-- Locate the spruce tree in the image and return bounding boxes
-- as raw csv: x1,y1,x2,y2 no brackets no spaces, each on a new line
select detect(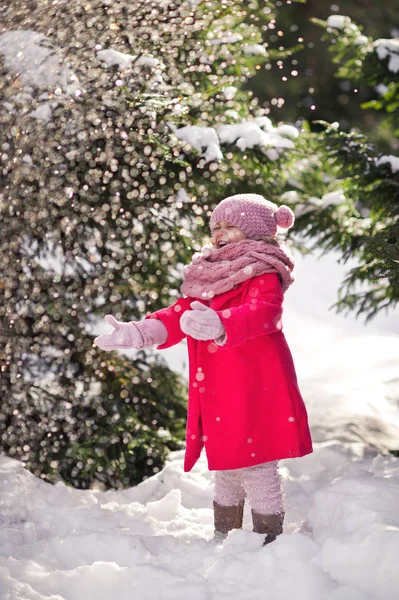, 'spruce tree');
285,15,398,320
0,0,301,488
